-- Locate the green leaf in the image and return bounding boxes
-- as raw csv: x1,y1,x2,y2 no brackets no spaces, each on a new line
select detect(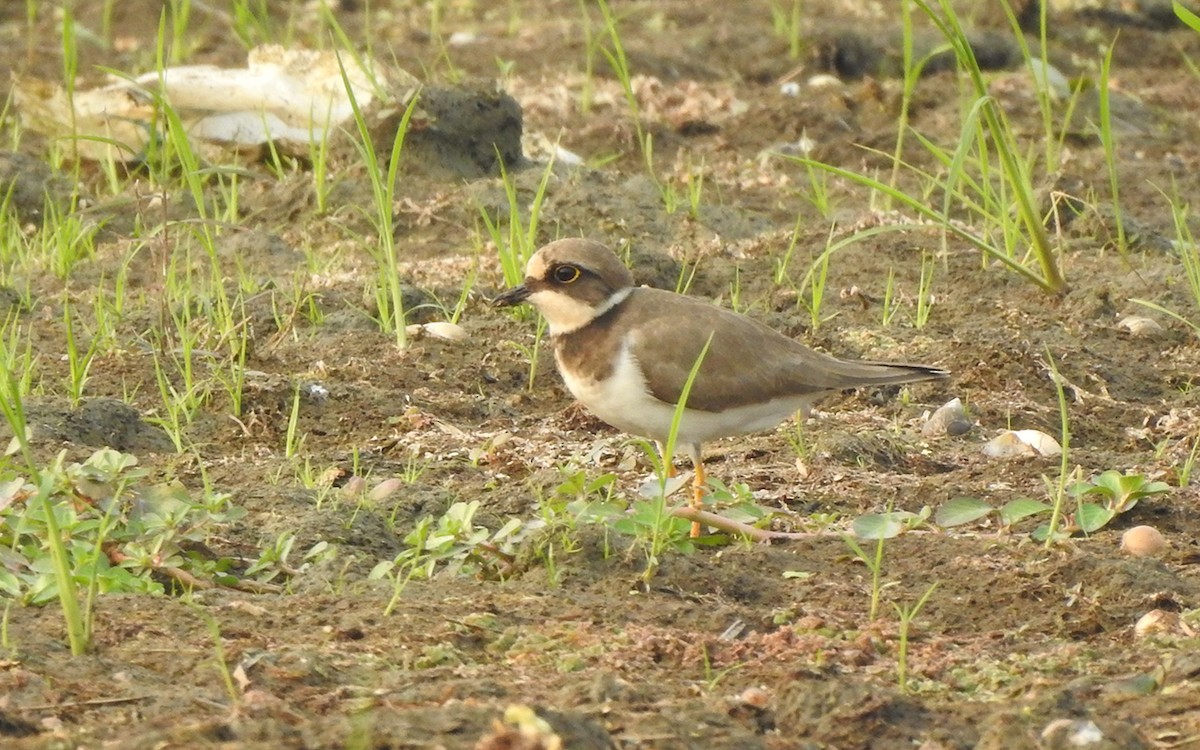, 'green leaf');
1031,522,1070,543
466,528,490,546
1092,469,1126,497
852,512,912,540
724,502,770,524
611,518,638,536
493,518,523,540
998,498,1051,526
0,570,21,597
445,501,479,526
1068,479,1105,497
1176,1,1200,33
1137,481,1171,497
934,497,993,527
1075,503,1116,534
84,448,139,476
424,533,456,550
636,474,689,499
368,560,395,580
